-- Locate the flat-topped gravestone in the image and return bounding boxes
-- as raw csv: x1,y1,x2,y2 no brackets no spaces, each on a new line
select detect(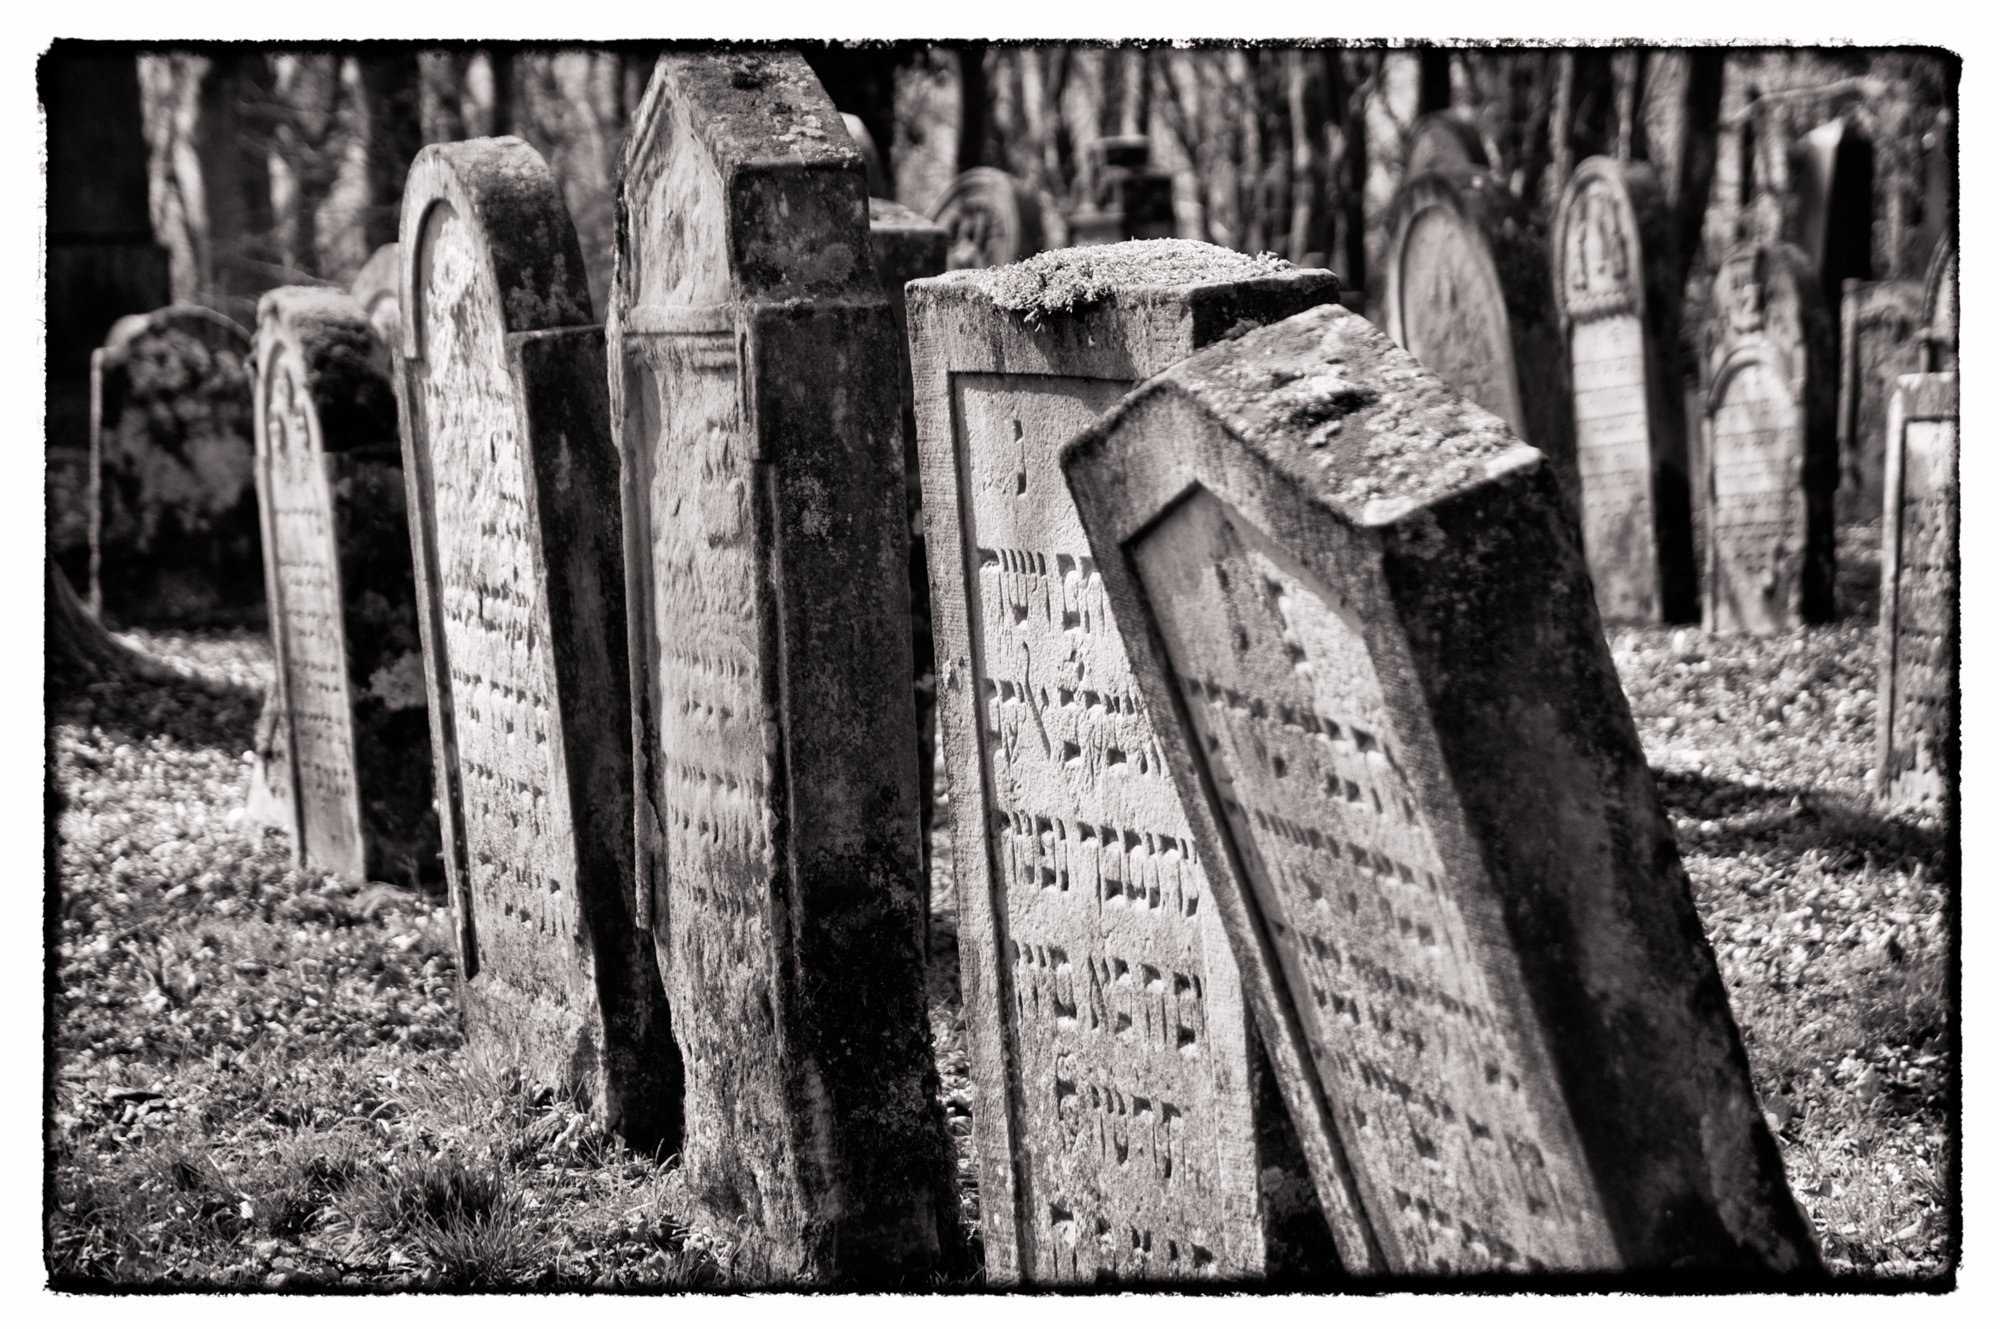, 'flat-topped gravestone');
1405,112,1489,175
90,306,263,627
252,287,436,882
909,240,1343,1284
1062,301,1822,1277
397,137,679,1151
930,166,1052,271
350,243,403,358
607,53,955,1284
1876,372,1957,816
1702,243,1838,634
1921,238,1956,373
1553,157,1697,623
1835,279,1924,525
1385,165,1576,510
